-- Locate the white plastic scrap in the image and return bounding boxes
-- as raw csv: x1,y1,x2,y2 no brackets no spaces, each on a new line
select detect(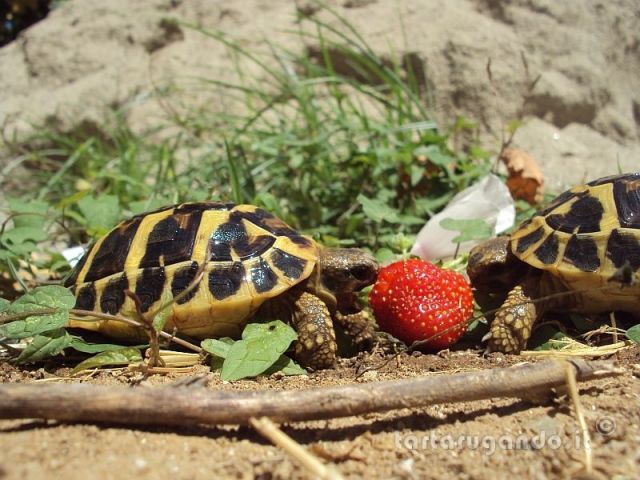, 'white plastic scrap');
62,245,87,268
411,174,515,260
